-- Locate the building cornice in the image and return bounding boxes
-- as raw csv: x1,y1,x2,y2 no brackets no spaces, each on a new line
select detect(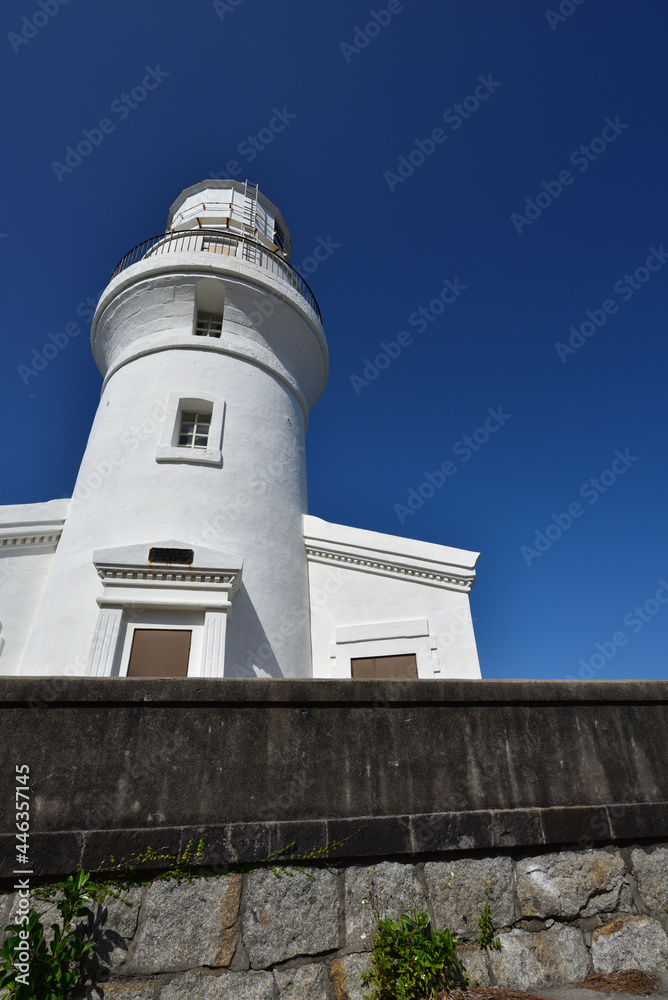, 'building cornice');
0,522,65,552
95,564,242,596
304,540,476,593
